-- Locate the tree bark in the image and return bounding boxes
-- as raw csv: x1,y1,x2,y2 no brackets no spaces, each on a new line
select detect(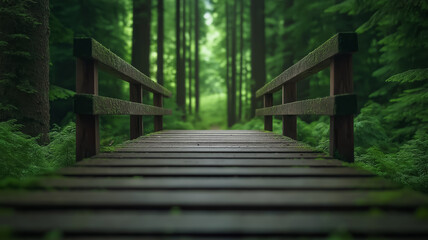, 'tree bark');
132,0,151,77
225,1,232,127
156,0,164,86
188,0,192,114
238,0,244,122
194,0,200,114
176,0,182,109
230,0,237,127
0,0,50,144
250,0,266,118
